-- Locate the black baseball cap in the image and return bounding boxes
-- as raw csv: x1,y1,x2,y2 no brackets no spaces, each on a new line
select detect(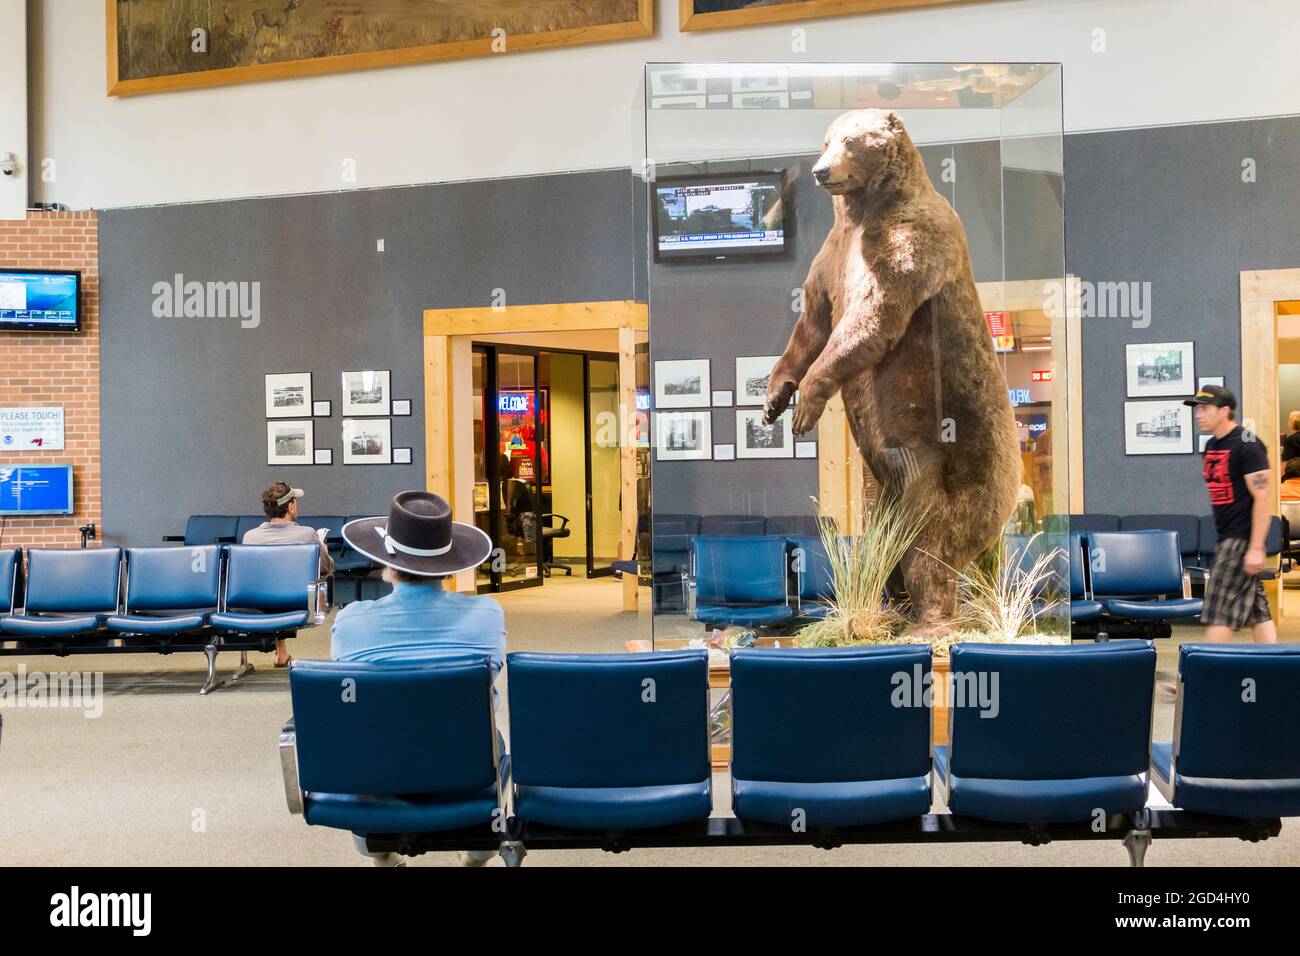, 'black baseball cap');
1183,384,1236,410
